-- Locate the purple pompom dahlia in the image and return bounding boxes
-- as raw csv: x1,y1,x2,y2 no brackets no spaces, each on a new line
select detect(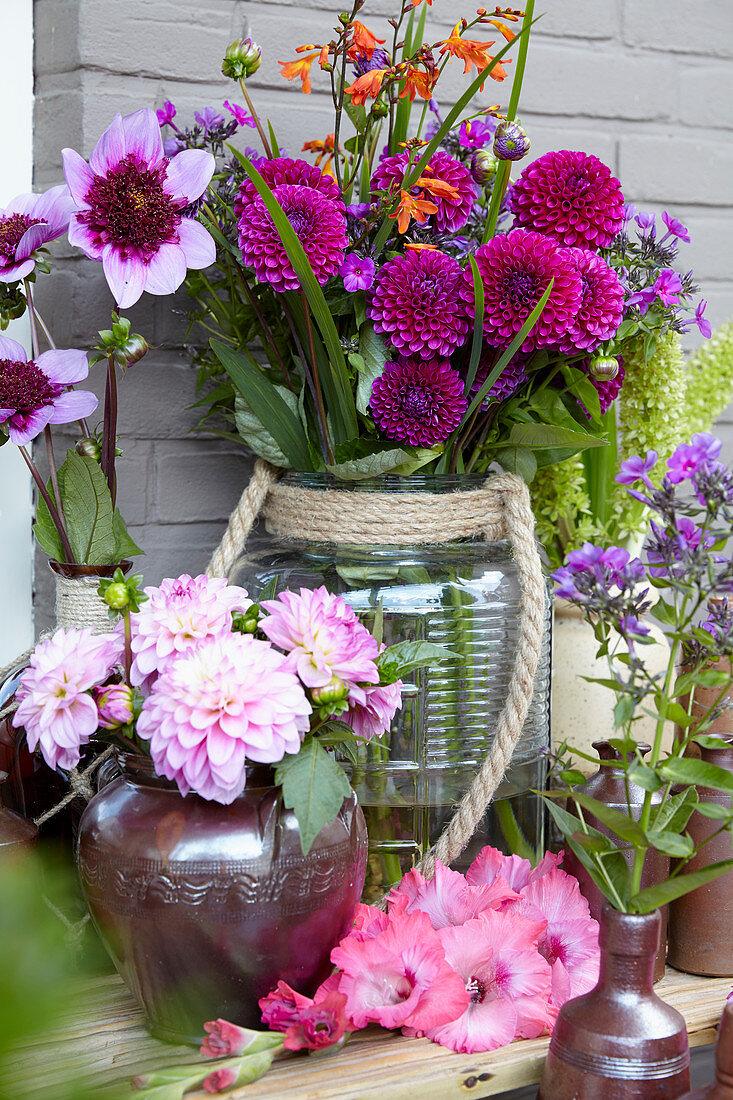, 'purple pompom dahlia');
471,349,529,408
555,247,625,353
460,229,583,352
509,150,625,250
368,250,470,360
371,151,477,234
370,359,467,447
235,156,342,211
